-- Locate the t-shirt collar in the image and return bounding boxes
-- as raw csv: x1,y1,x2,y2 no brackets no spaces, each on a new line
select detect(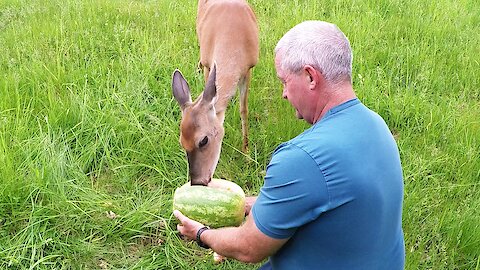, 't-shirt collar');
320,98,360,122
